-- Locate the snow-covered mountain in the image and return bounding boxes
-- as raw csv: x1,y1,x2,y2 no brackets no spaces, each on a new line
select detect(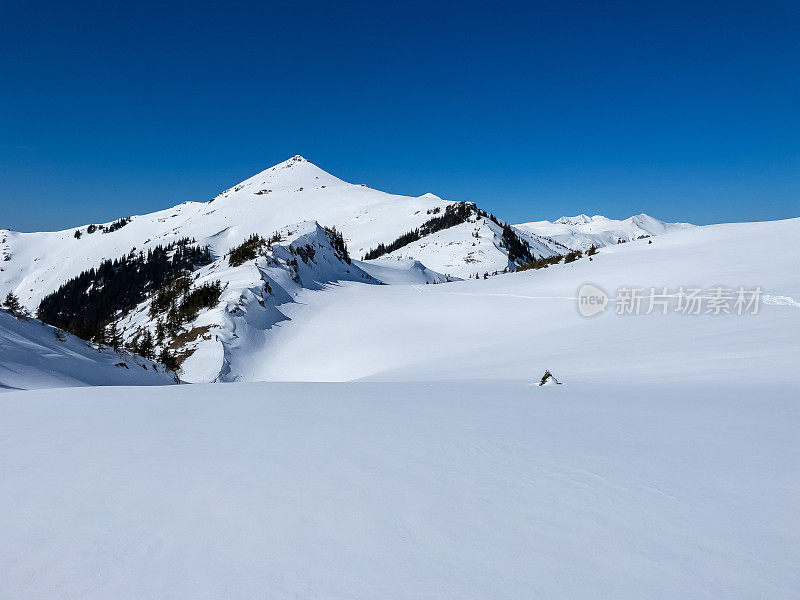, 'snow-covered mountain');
0,155,592,310
0,155,695,383
1,156,459,309
515,213,694,250
0,309,175,391
0,156,689,308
